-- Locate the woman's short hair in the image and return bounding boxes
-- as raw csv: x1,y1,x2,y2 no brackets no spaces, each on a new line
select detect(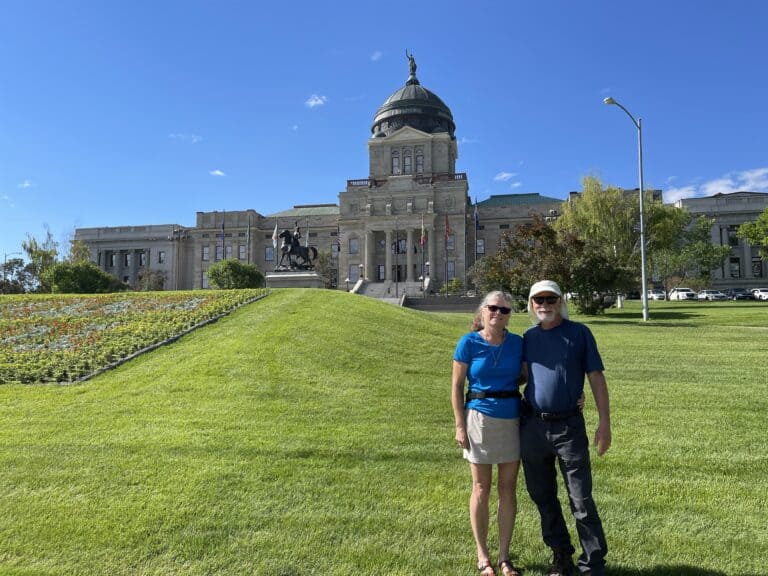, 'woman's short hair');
471,290,513,331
